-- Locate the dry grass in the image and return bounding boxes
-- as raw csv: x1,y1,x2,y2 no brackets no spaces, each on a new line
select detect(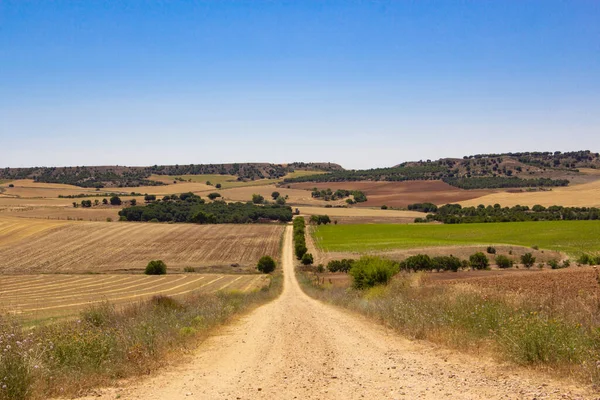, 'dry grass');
0,274,268,321
0,217,284,274
298,205,424,218
214,185,342,206
460,178,600,208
